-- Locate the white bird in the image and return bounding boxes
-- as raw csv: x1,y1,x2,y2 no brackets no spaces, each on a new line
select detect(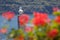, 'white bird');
18,7,23,14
